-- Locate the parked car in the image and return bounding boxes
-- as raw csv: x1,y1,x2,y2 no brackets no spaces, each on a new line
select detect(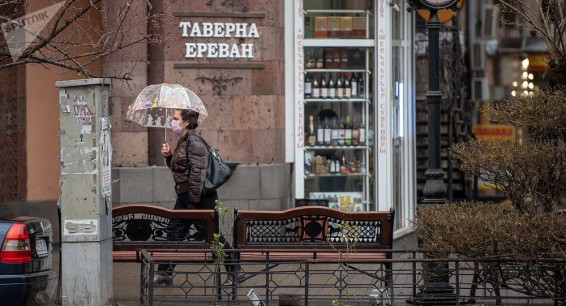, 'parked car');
0,217,57,306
